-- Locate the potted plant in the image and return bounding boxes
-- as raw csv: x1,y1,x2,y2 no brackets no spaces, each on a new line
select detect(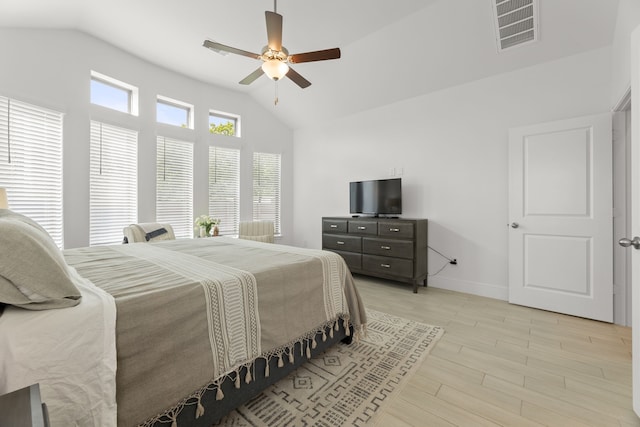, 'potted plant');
194,215,220,237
